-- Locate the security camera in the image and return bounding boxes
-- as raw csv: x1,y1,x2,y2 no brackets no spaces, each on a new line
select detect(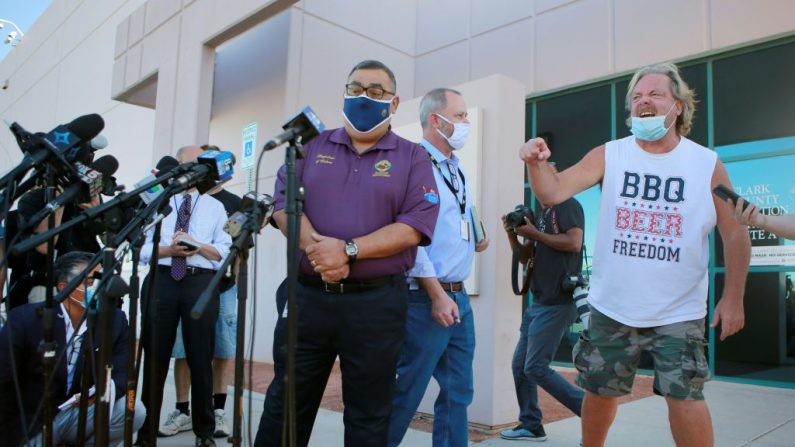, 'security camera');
0,23,4,30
